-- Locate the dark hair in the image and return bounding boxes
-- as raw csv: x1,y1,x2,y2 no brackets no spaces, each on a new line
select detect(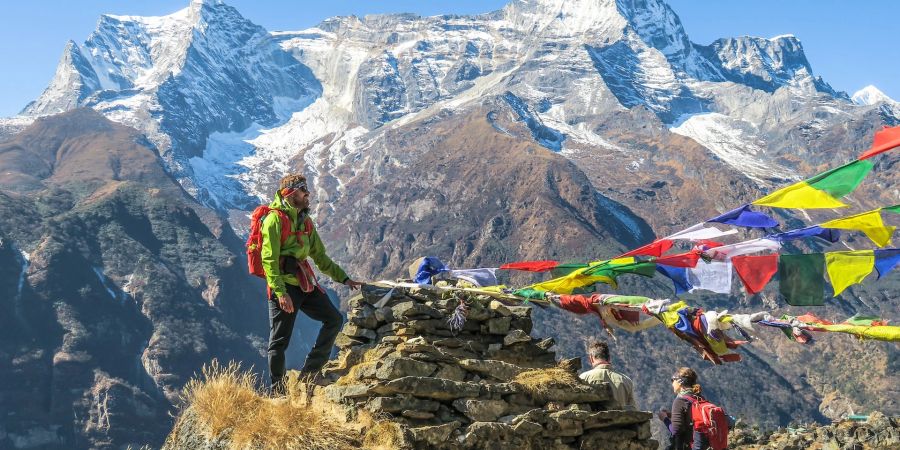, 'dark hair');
279,174,307,191
674,367,701,395
587,340,610,362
